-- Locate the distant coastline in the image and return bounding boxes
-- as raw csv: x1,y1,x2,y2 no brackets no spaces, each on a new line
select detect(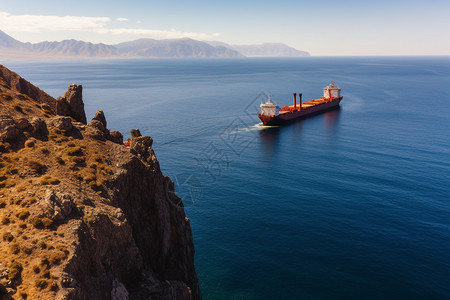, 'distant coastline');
0,30,310,60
